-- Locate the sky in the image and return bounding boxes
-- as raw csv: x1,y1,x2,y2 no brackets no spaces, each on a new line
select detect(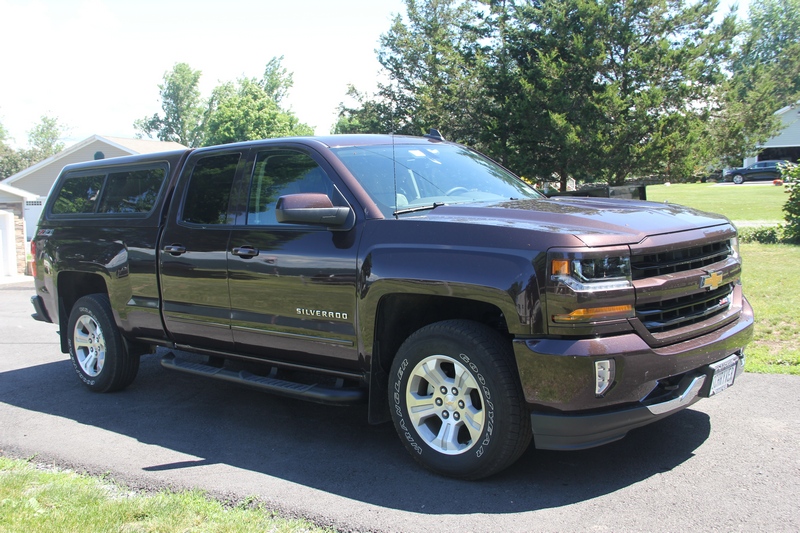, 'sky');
0,0,747,150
